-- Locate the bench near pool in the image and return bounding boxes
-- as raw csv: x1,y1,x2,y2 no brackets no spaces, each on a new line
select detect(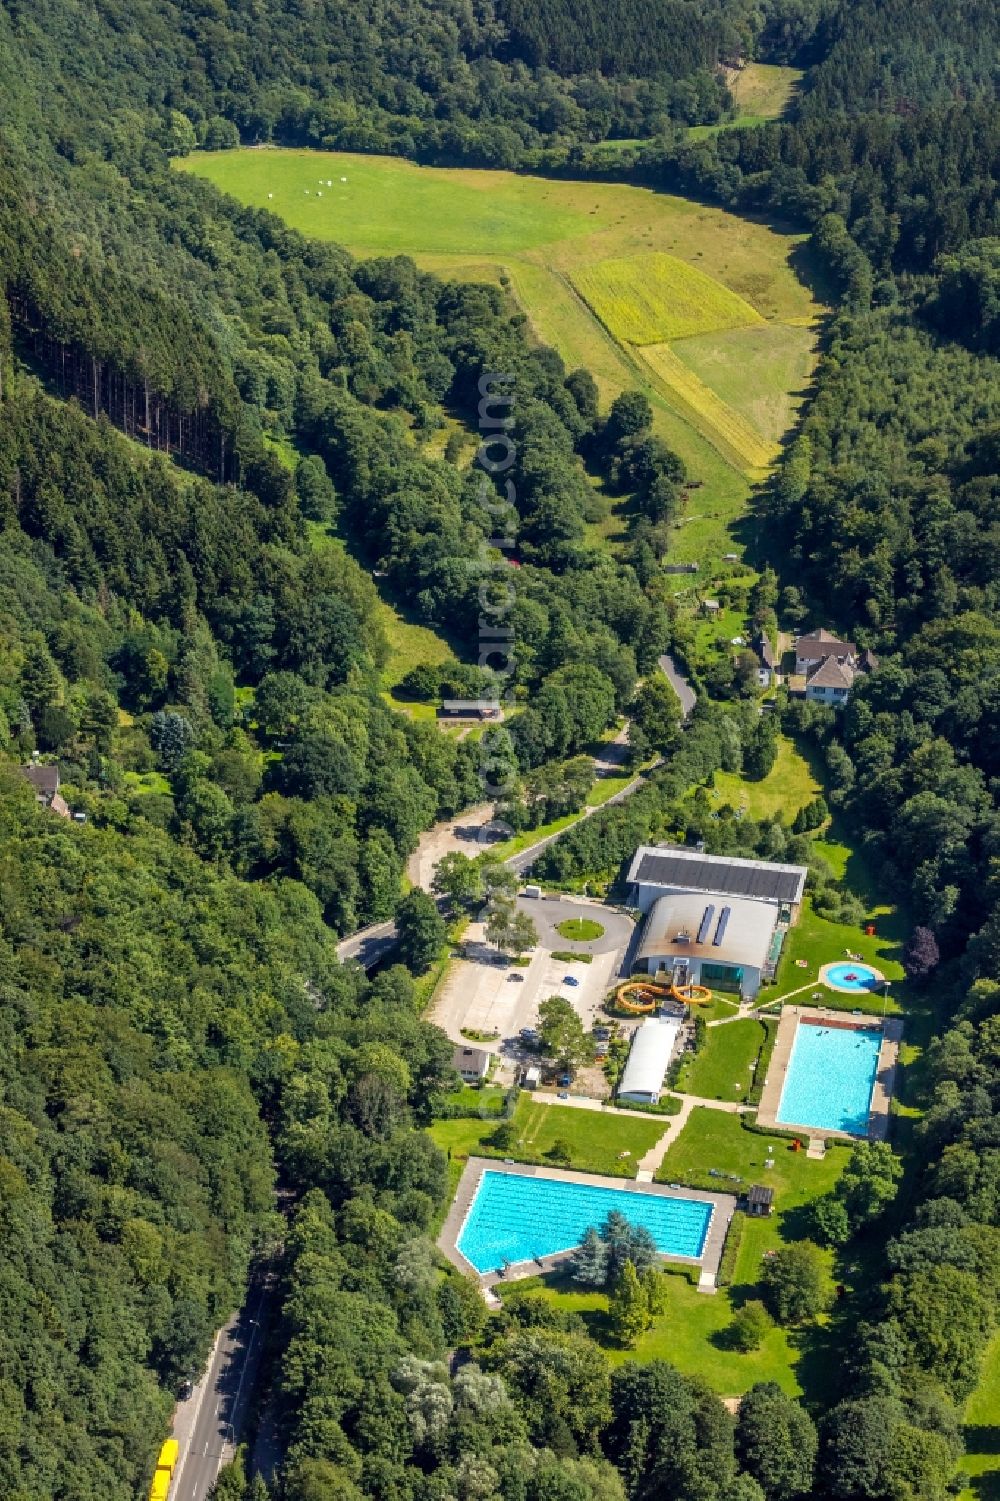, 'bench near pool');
438,1159,736,1291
